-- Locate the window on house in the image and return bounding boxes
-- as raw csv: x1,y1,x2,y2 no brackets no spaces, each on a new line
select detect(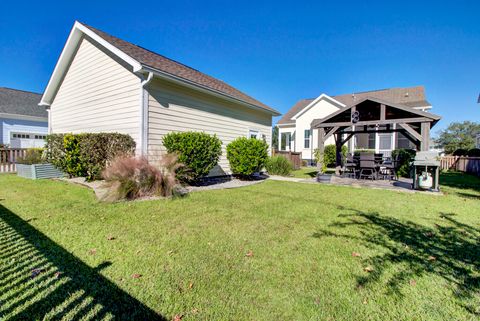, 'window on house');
12,133,31,139
249,130,259,139
304,129,311,148
281,132,291,151
368,133,376,149
379,134,392,150
397,132,413,149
